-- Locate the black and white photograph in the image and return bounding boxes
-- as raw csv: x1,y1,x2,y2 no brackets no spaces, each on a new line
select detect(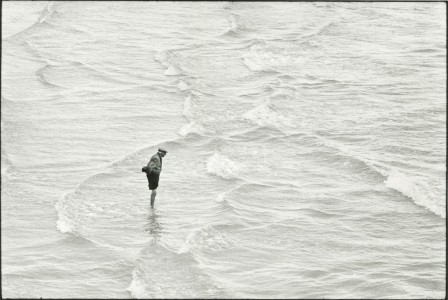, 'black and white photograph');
1,1,446,298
